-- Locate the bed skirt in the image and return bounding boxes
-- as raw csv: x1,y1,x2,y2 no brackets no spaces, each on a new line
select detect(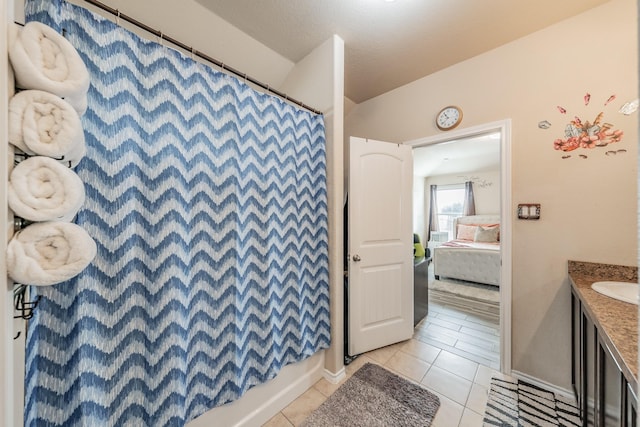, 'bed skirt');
433,246,500,287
